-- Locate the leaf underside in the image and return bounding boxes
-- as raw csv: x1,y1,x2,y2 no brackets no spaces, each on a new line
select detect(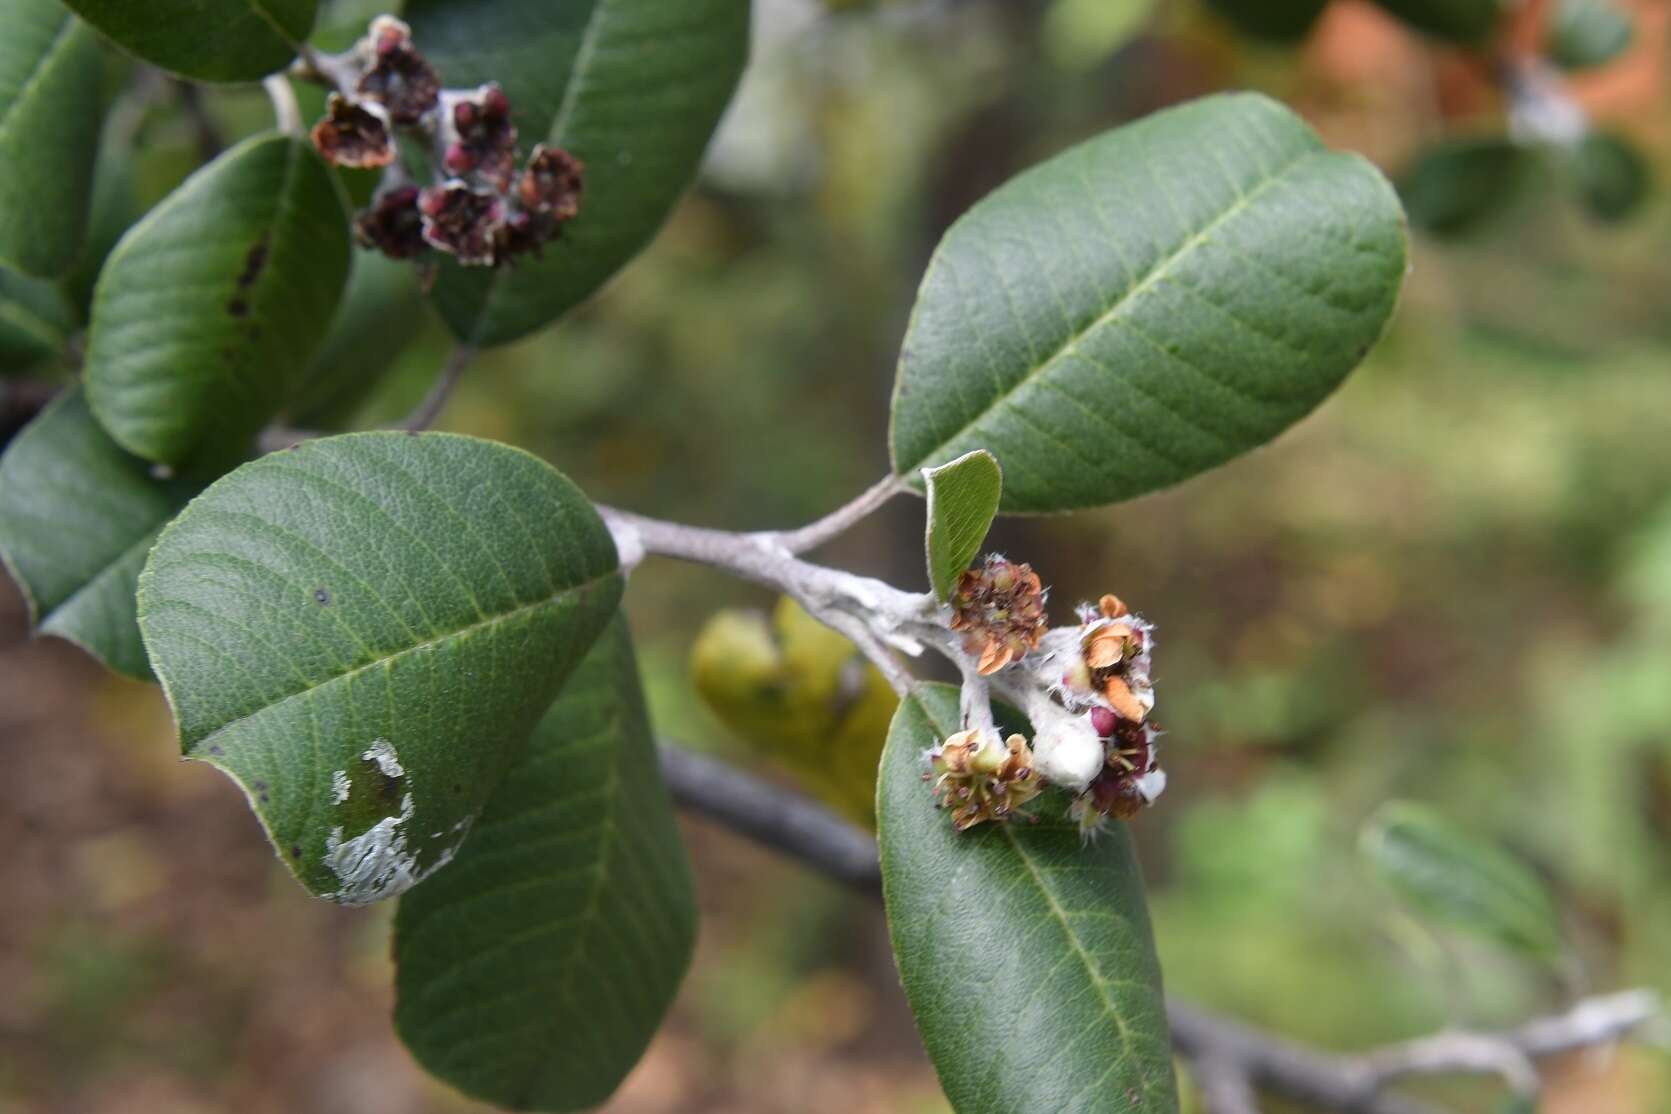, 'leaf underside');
407,0,751,347
889,92,1407,513
878,684,1178,1113
395,617,695,1113
137,432,623,904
